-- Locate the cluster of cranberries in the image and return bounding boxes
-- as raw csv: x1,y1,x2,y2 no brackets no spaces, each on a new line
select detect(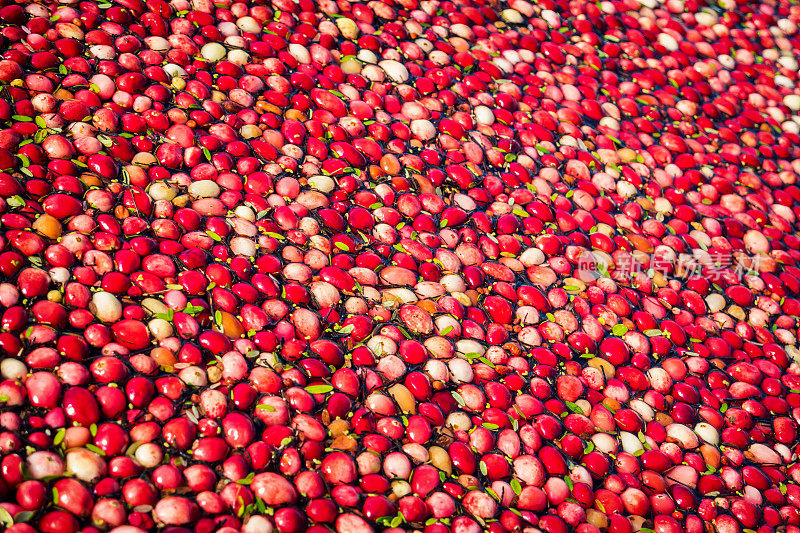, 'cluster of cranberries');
1,0,800,532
